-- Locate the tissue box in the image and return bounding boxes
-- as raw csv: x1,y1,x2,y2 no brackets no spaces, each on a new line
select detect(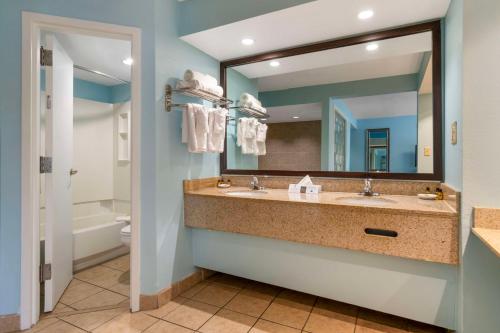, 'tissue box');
288,184,322,194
